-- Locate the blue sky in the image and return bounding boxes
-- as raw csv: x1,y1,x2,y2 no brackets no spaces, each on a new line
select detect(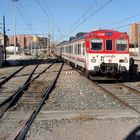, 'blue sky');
0,0,140,41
